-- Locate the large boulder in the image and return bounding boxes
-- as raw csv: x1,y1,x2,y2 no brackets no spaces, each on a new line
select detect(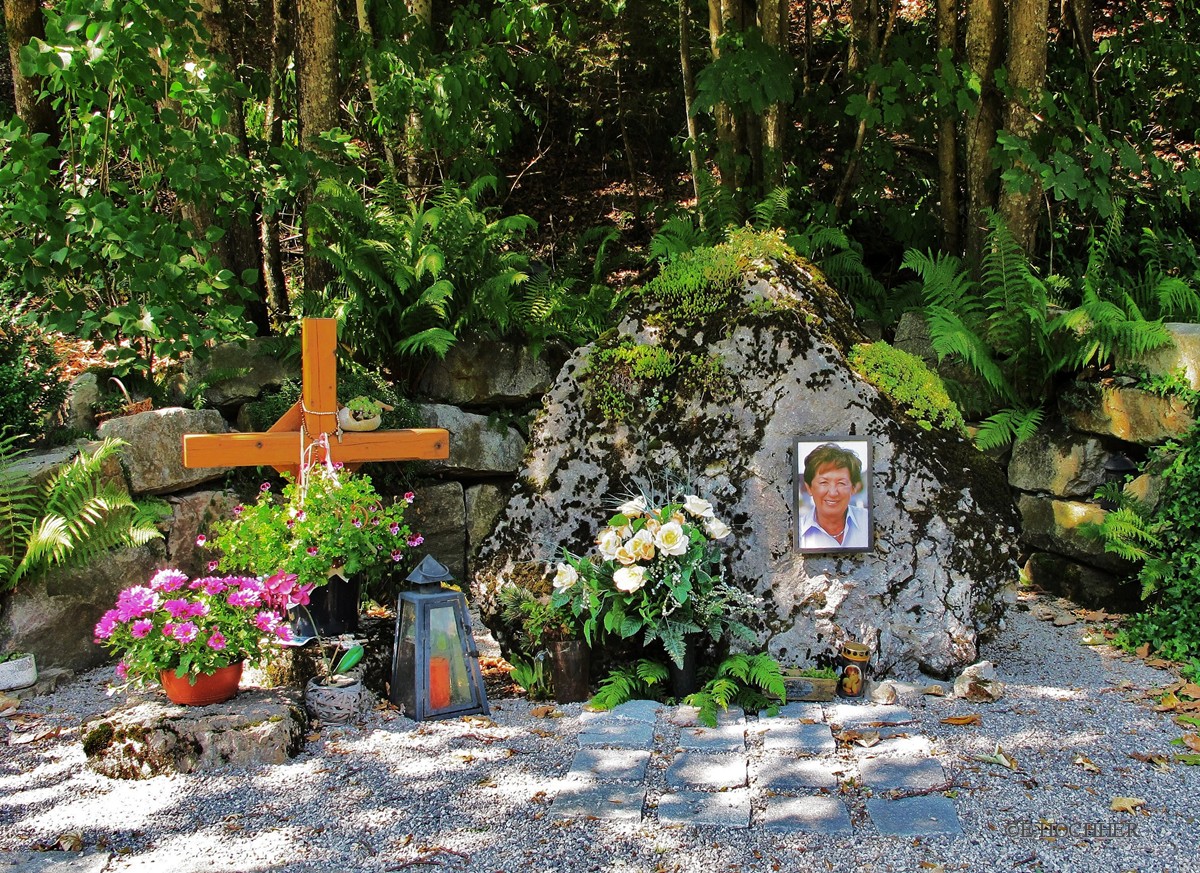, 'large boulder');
415,337,558,407
1126,322,1200,390
415,404,526,475
1007,426,1109,499
408,481,467,582
97,407,232,494
1061,383,1194,445
1015,494,1132,574
181,338,300,408
475,250,1020,677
